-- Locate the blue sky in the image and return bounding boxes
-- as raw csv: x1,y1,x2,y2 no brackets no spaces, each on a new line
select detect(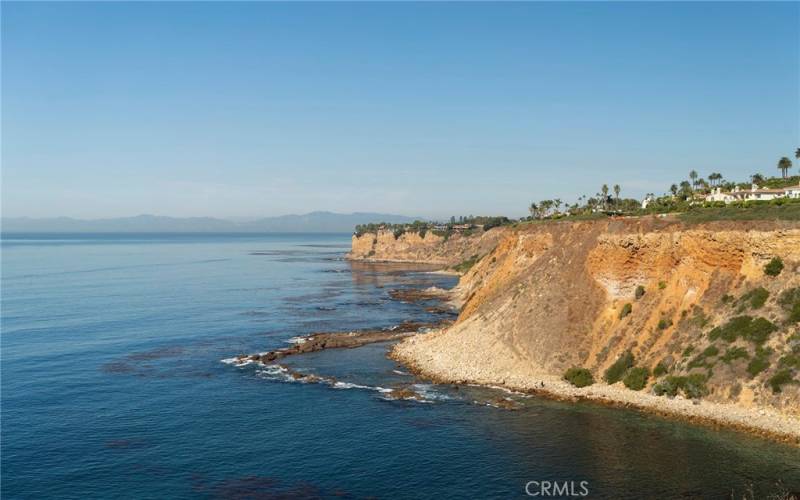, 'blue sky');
2,2,798,219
